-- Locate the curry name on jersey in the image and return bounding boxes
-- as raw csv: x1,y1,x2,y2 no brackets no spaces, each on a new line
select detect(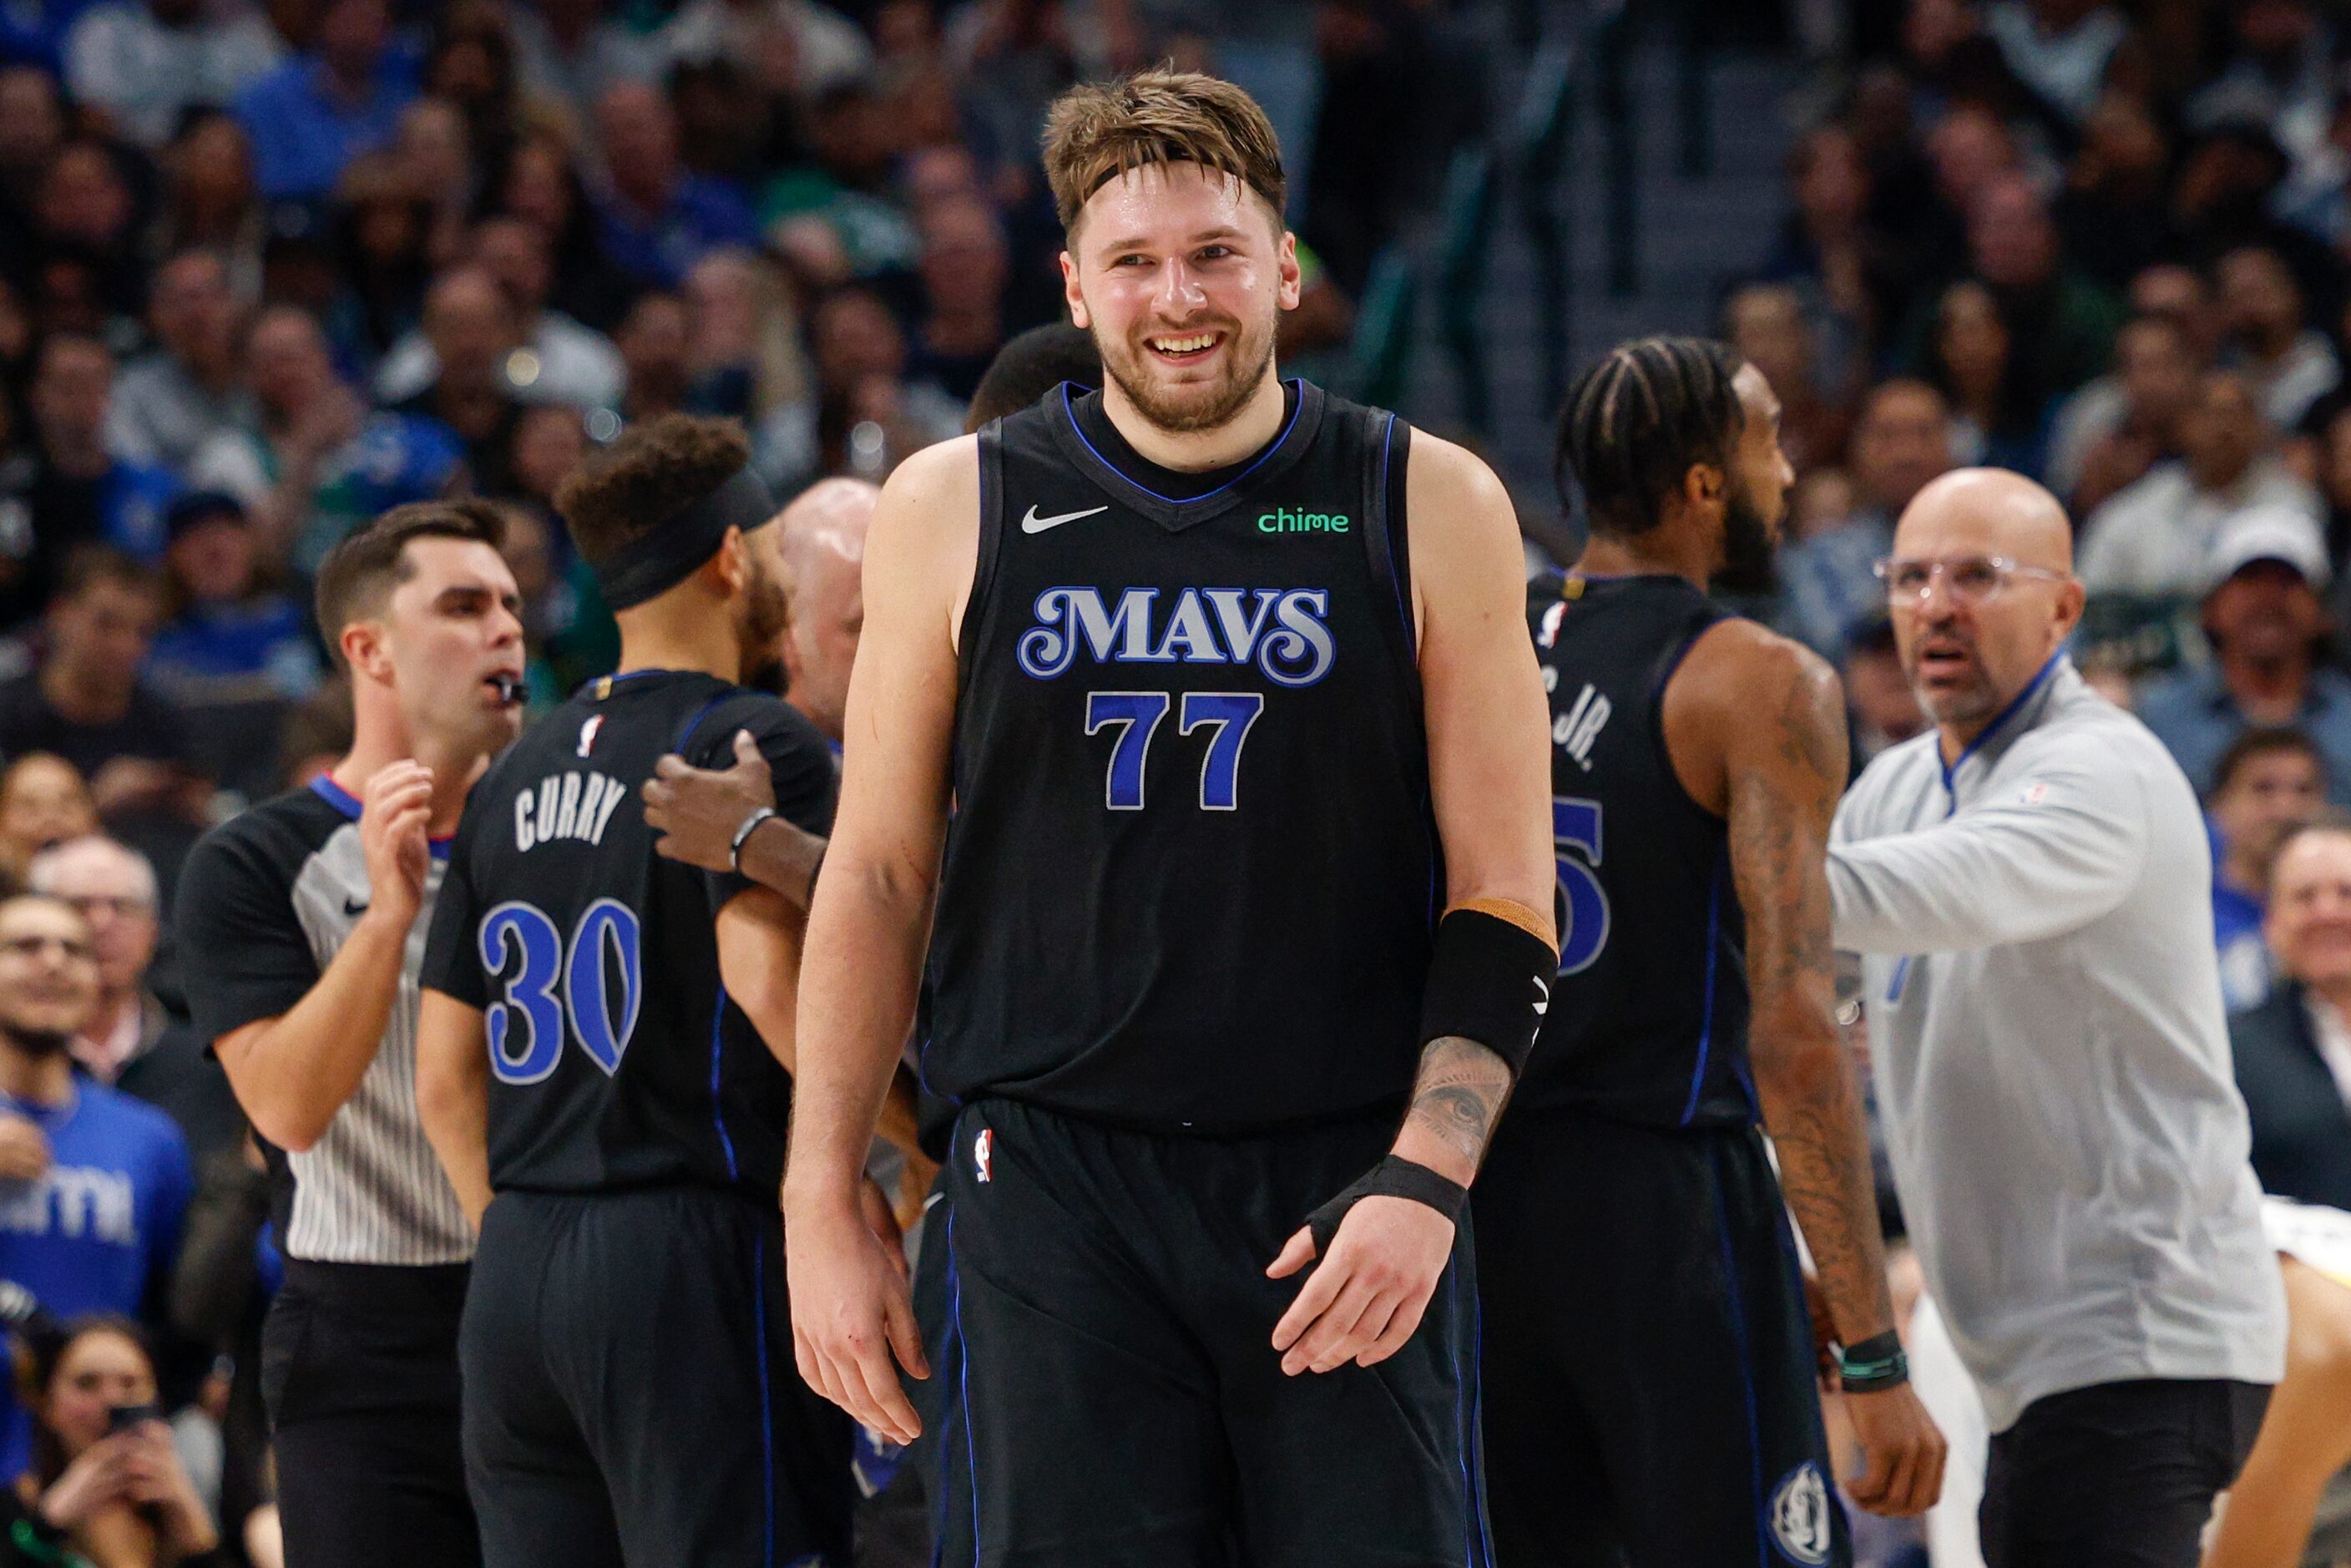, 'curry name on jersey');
422,670,836,1197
